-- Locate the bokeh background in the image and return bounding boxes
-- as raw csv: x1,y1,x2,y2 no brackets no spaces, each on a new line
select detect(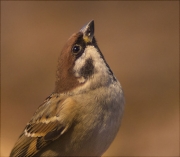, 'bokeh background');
1,1,179,156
